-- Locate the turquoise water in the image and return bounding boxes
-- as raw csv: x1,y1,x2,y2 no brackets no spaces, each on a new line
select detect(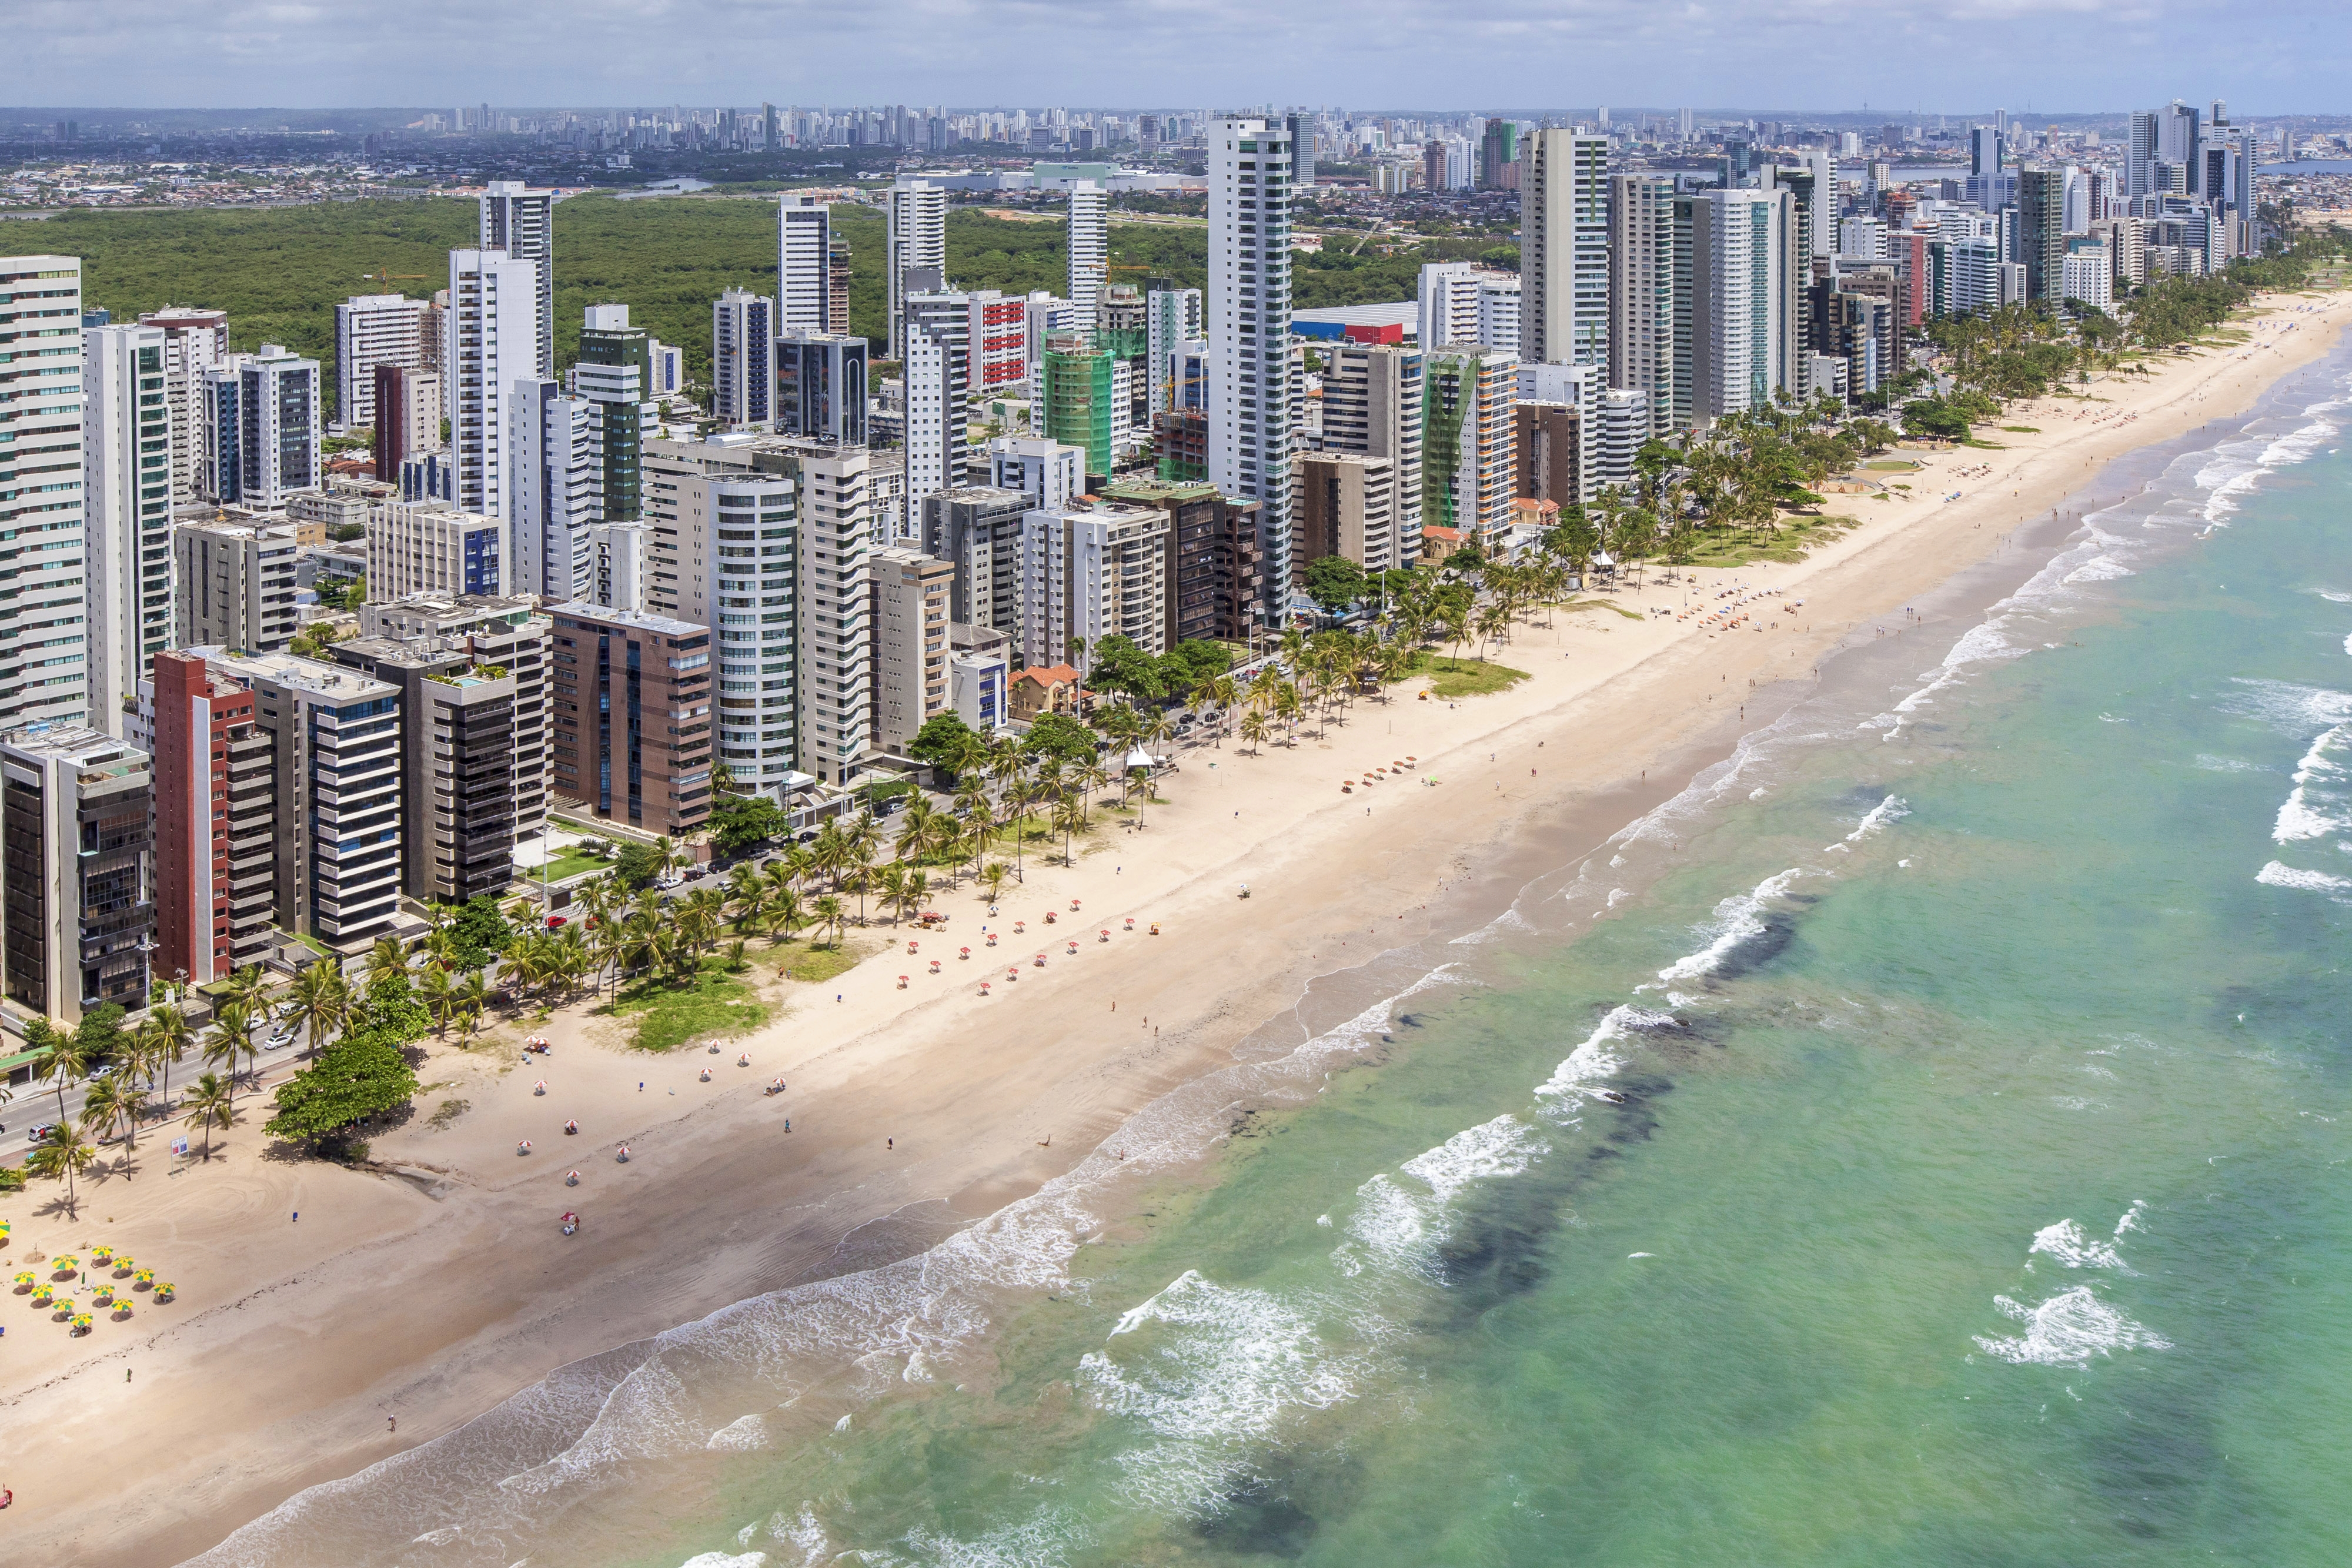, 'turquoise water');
192,347,2352,1567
